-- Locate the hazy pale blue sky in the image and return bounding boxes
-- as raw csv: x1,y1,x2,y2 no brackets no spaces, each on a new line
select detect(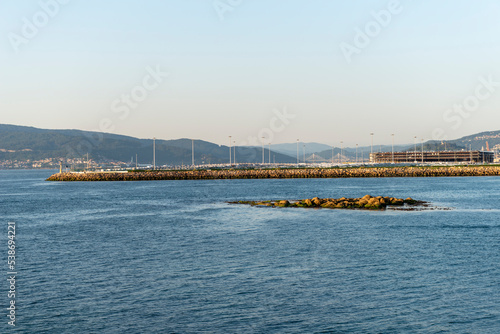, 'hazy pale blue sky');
1,0,500,146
